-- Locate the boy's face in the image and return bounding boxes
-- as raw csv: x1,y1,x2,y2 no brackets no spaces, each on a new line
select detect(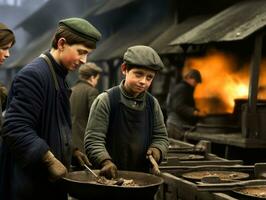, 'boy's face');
57,38,93,71
0,42,13,65
186,77,199,87
122,65,156,97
